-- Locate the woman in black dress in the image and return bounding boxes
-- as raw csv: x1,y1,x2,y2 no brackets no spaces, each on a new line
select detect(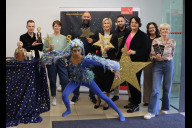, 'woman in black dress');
92,18,118,110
